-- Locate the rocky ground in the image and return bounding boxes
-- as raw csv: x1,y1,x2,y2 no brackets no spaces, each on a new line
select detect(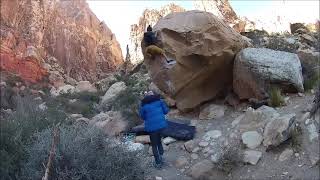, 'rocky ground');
138,92,319,180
